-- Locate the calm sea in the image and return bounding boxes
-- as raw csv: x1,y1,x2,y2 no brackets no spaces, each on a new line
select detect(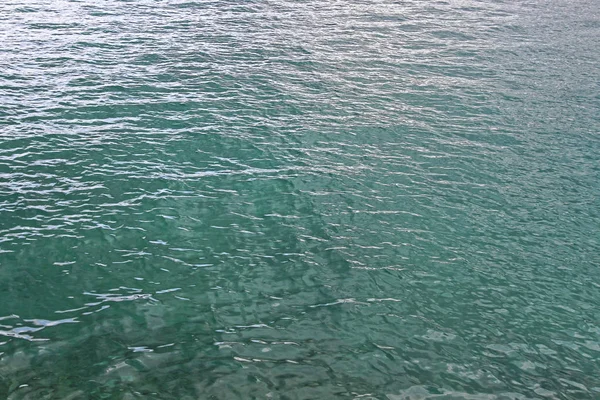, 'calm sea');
1,0,599,398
